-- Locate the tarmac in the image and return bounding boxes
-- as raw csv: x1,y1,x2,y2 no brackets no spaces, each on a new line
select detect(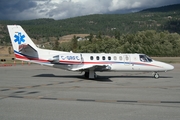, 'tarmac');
0,64,180,120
